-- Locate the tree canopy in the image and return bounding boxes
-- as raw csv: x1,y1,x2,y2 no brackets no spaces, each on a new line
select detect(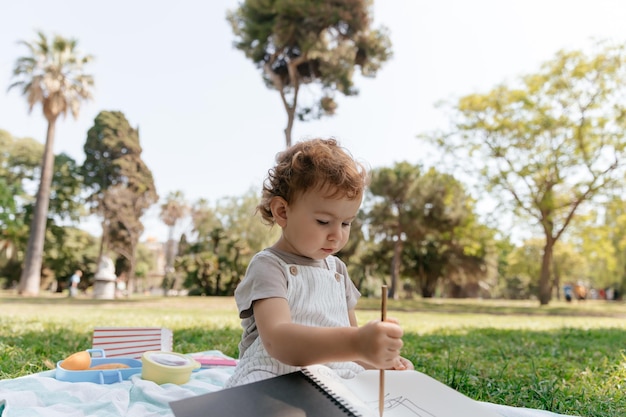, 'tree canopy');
424,41,626,304
227,0,392,147
364,162,492,299
82,110,158,291
0,129,95,289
